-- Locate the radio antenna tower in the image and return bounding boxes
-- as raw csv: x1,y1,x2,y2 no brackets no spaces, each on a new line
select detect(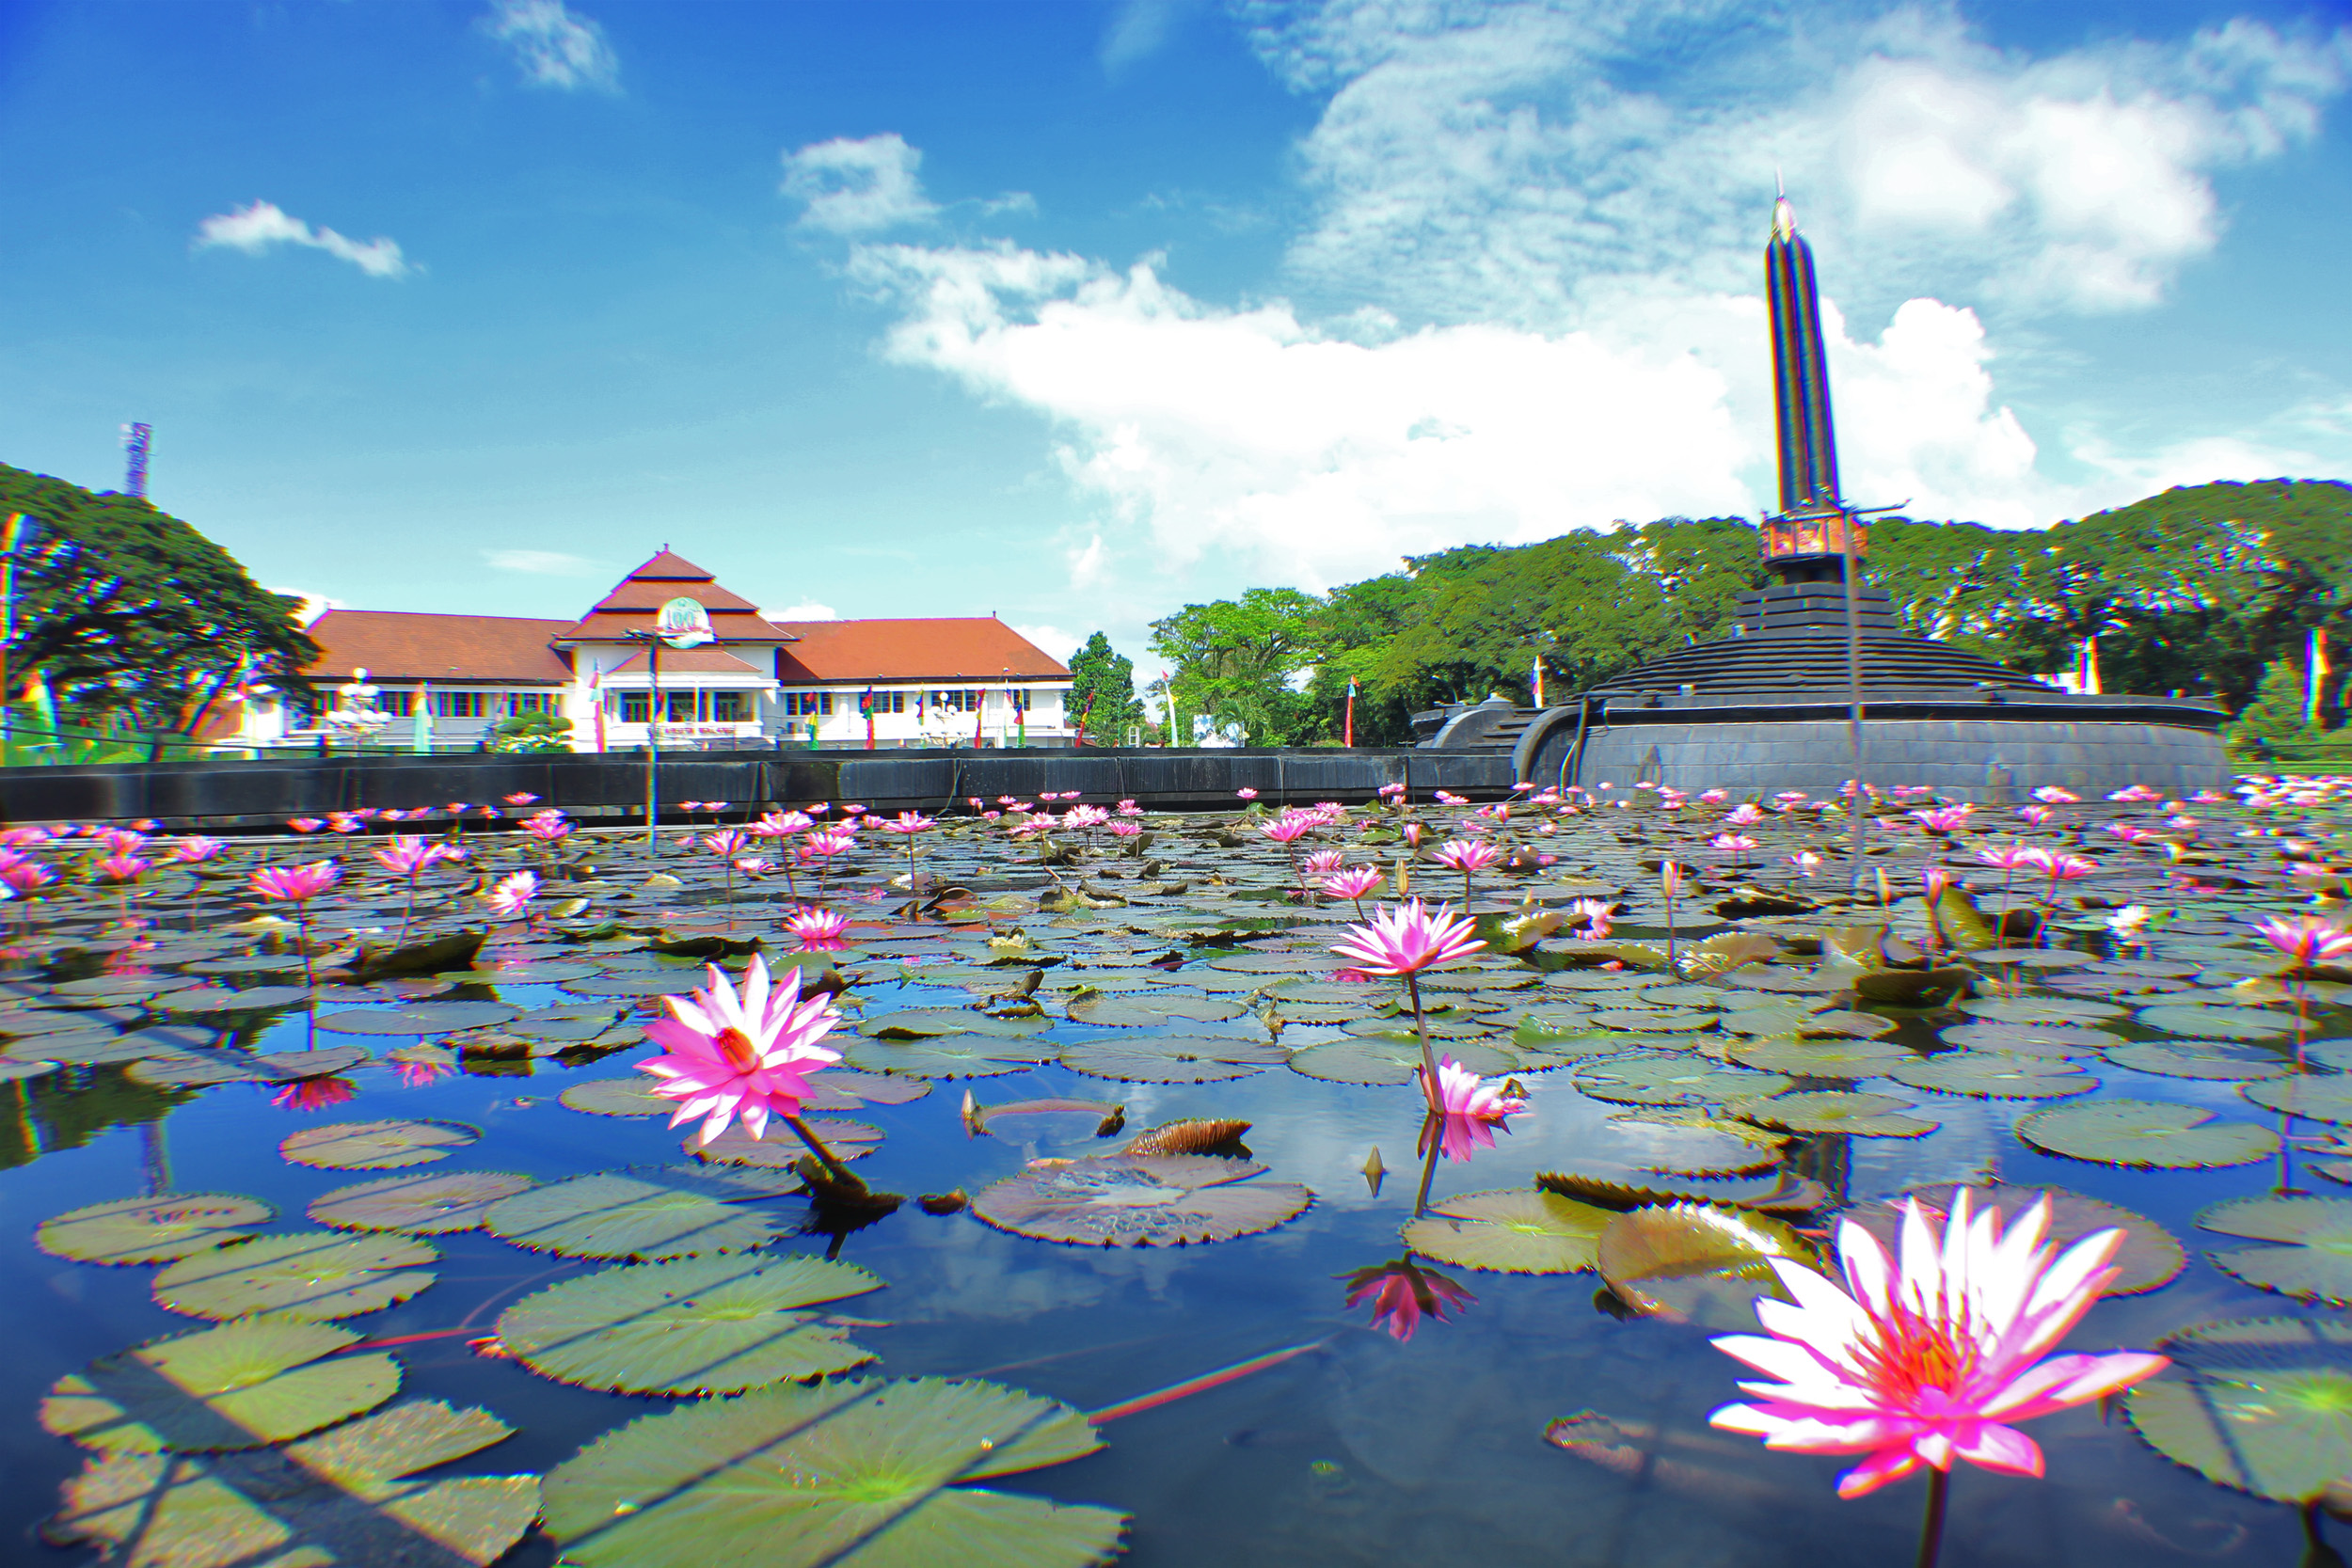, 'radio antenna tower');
120,422,151,499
